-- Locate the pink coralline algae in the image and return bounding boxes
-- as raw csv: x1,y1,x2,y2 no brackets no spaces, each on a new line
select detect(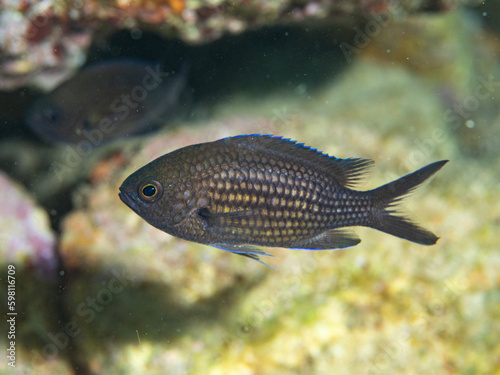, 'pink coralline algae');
0,171,57,277
0,0,94,91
